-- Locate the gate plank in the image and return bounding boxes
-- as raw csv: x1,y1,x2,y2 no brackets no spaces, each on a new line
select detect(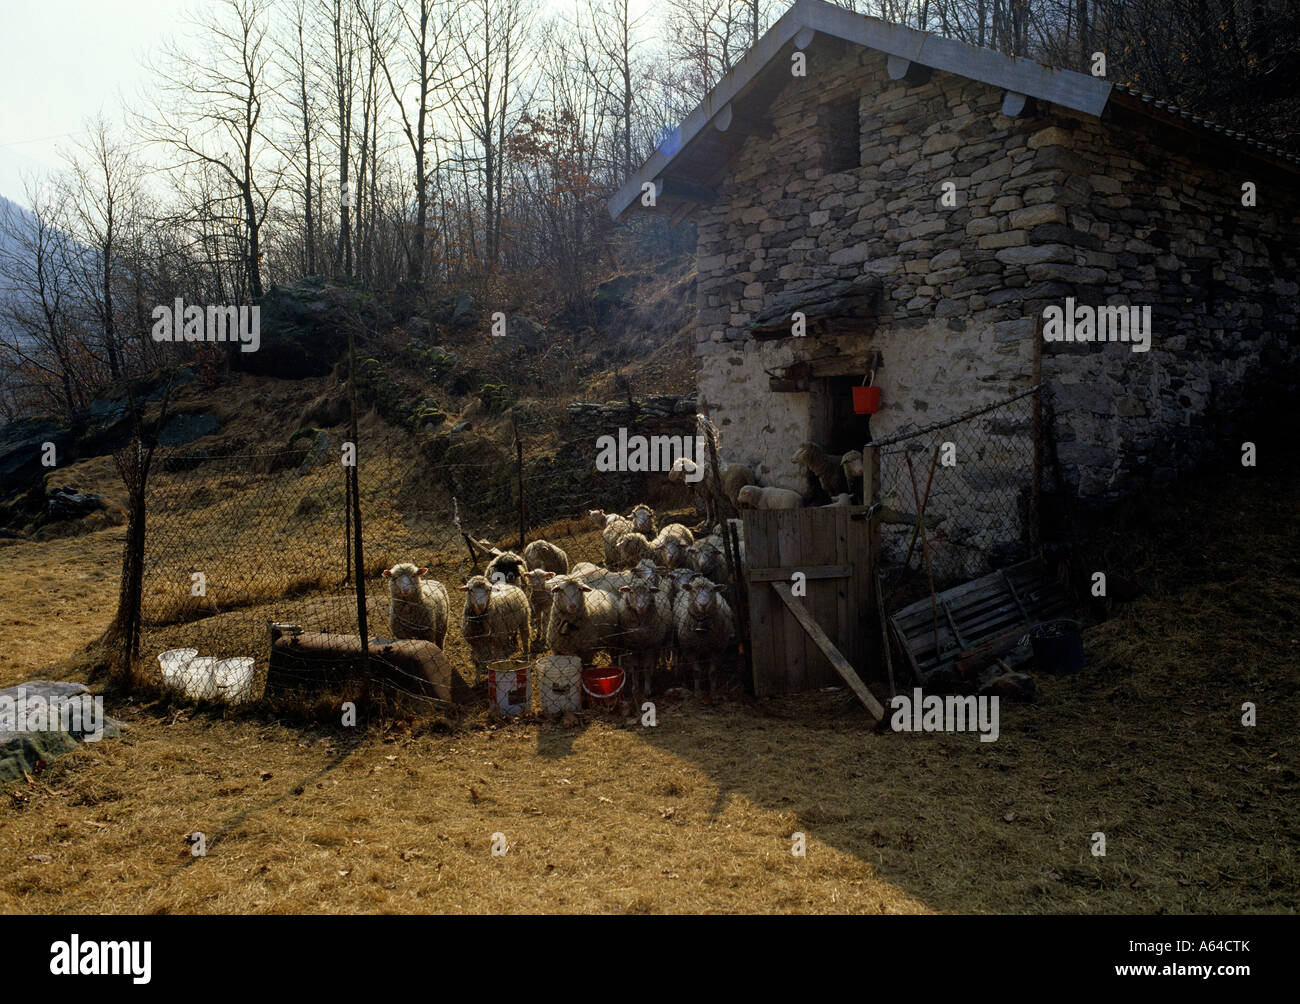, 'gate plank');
778,511,808,692
772,581,885,719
